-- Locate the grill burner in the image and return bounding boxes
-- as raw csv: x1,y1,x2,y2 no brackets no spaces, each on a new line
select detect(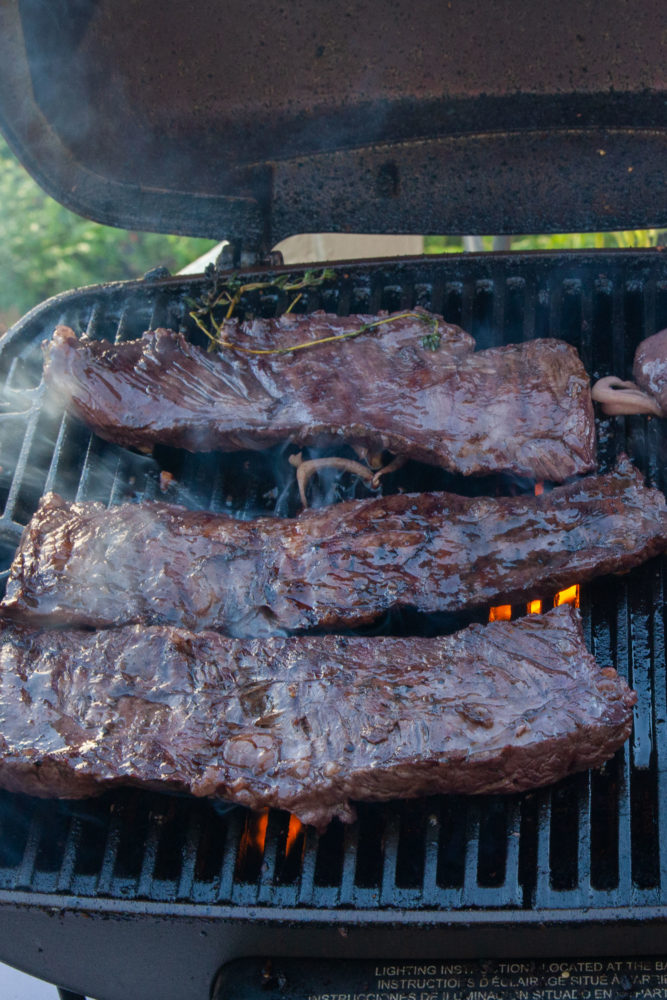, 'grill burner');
1,252,667,999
